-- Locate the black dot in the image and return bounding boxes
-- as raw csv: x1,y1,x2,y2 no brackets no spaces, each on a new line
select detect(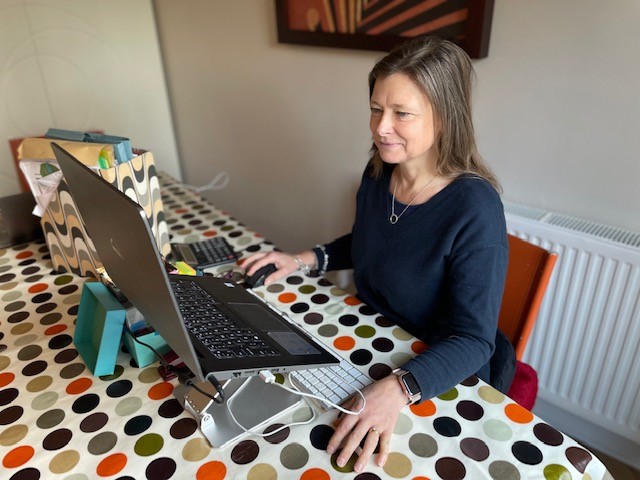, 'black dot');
339,315,359,327
433,417,462,437
350,349,372,366
309,424,335,450
511,441,543,465
72,394,100,414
